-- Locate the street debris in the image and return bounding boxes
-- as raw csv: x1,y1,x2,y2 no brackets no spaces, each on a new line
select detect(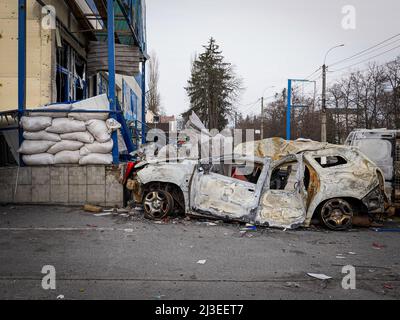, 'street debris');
372,228,400,232
124,228,134,233
83,204,103,213
197,259,207,264
372,242,386,250
383,283,394,290
285,282,300,288
241,224,257,231
56,294,64,300
94,212,112,217
307,273,332,280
